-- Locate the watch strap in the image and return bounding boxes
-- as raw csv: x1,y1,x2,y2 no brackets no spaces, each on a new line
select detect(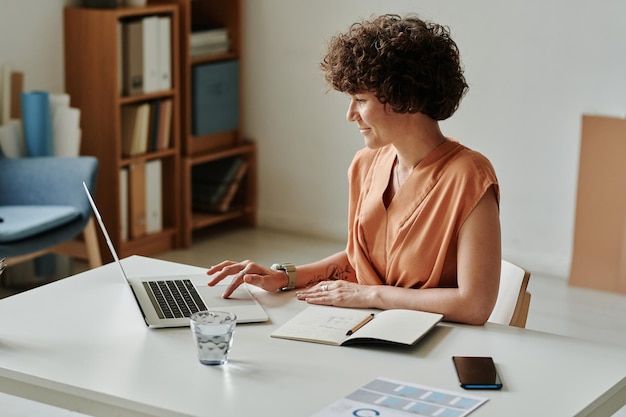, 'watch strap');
271,262,297,291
